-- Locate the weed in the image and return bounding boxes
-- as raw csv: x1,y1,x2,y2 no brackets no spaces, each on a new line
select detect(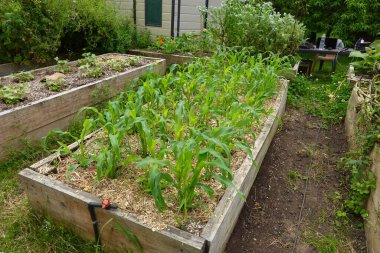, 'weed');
339,150,376,218
0,84,29,104
287,169,308,190
304,230,348,253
